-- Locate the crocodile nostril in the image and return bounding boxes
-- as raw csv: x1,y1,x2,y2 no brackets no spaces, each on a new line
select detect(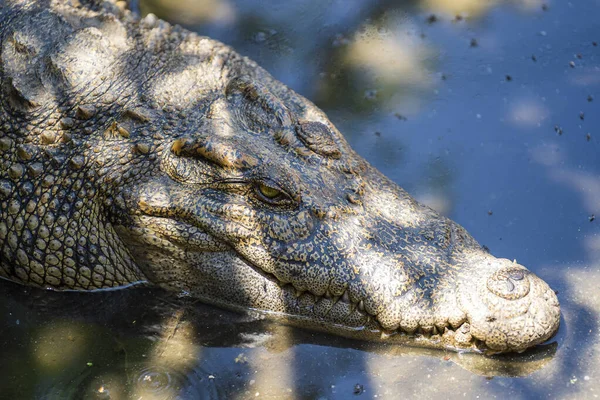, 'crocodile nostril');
487,267,530,300
505,279,515,292
509,270,525,281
